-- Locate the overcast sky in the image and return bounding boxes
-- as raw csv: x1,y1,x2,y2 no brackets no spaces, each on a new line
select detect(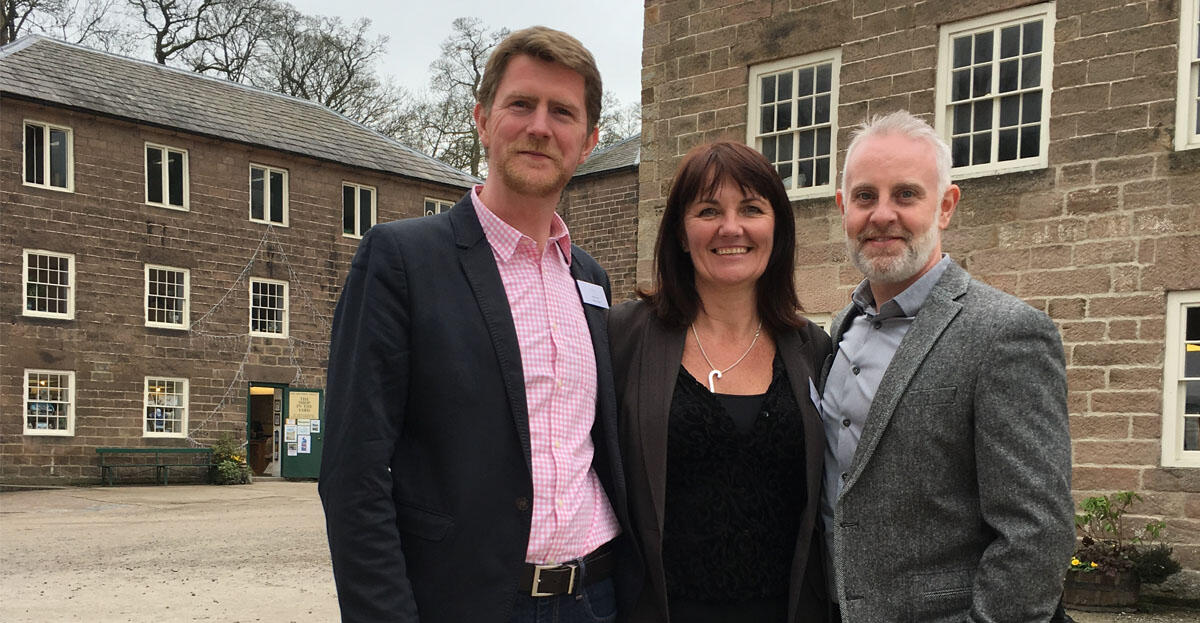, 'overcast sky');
285,1,645,107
